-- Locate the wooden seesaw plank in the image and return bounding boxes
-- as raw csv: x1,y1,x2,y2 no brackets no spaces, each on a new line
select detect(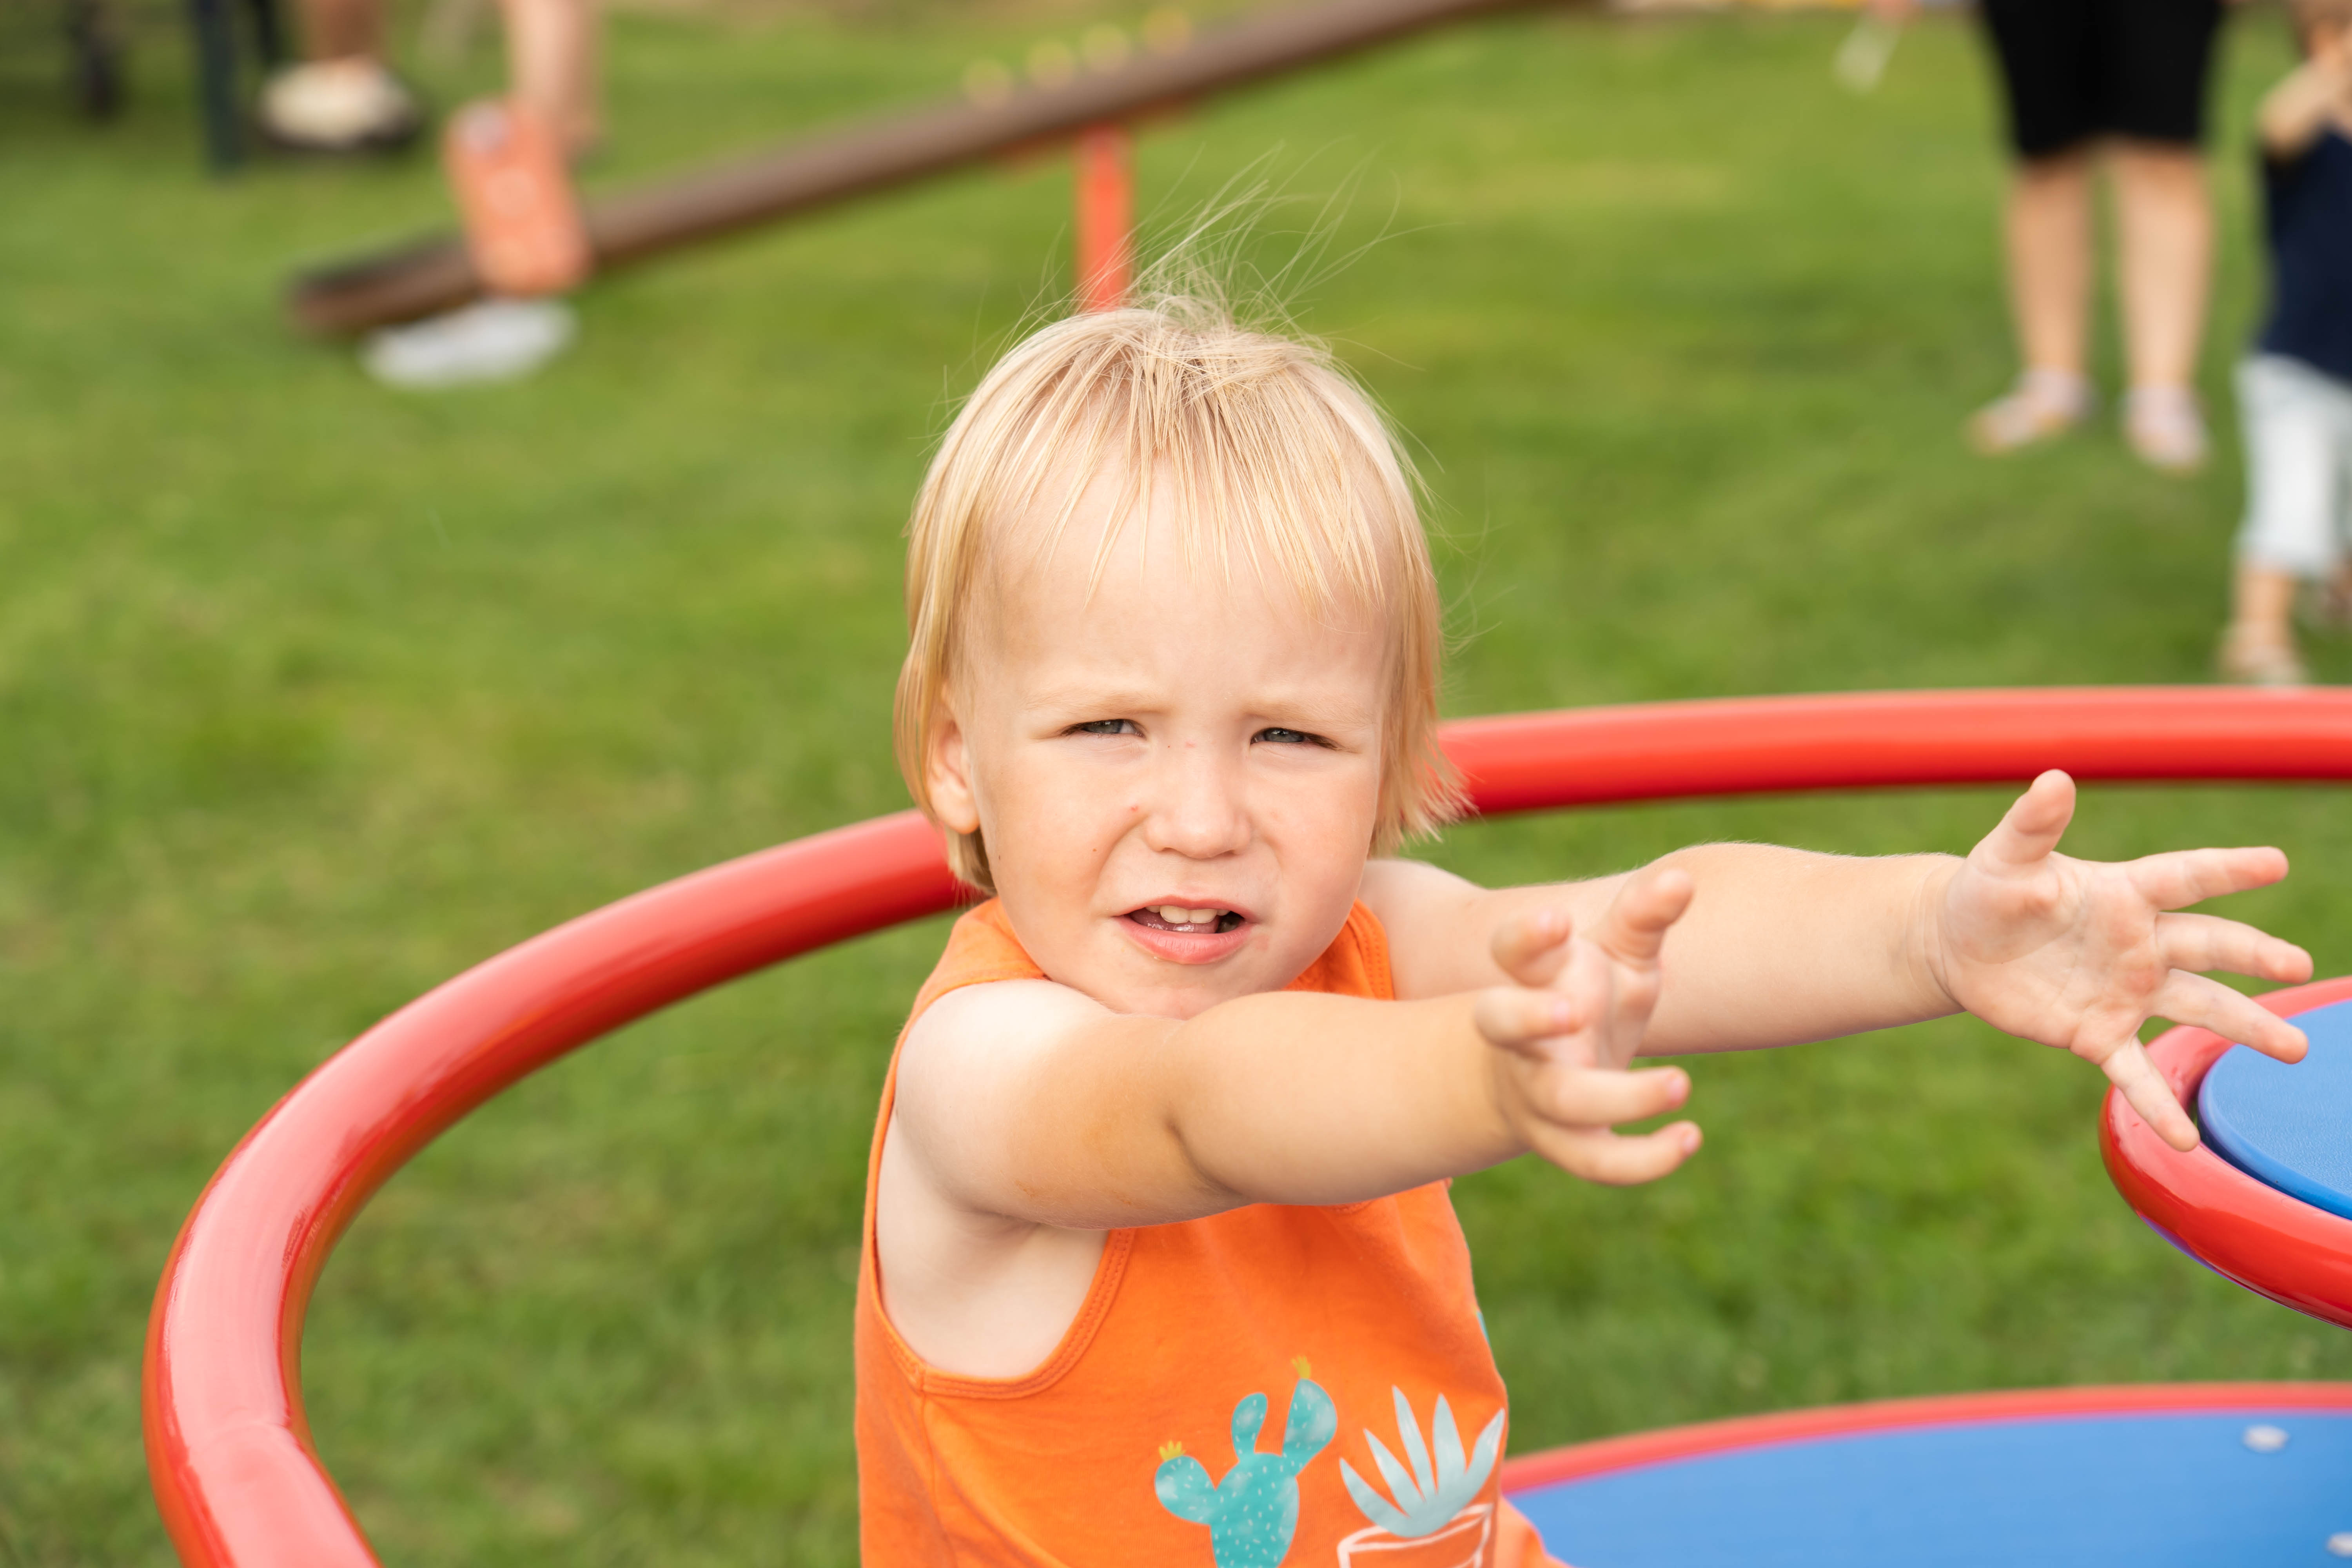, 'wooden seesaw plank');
287,0,1563,335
